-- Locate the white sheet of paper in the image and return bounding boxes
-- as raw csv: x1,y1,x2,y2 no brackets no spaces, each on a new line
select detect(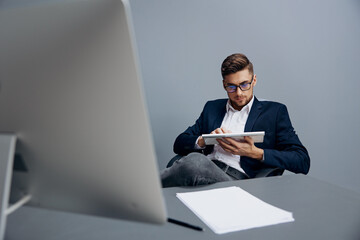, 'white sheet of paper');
176,186,294,234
